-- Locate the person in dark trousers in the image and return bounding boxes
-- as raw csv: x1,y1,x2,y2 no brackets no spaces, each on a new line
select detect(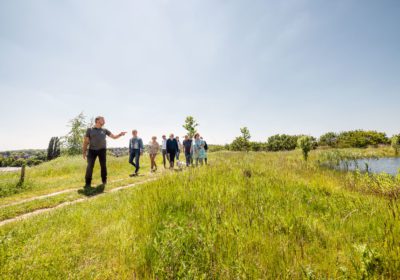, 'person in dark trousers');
201,137,209,165
161,135,168,168
83,116,126,188
182,135,193,167
129,129,144,176
166,133,179,169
